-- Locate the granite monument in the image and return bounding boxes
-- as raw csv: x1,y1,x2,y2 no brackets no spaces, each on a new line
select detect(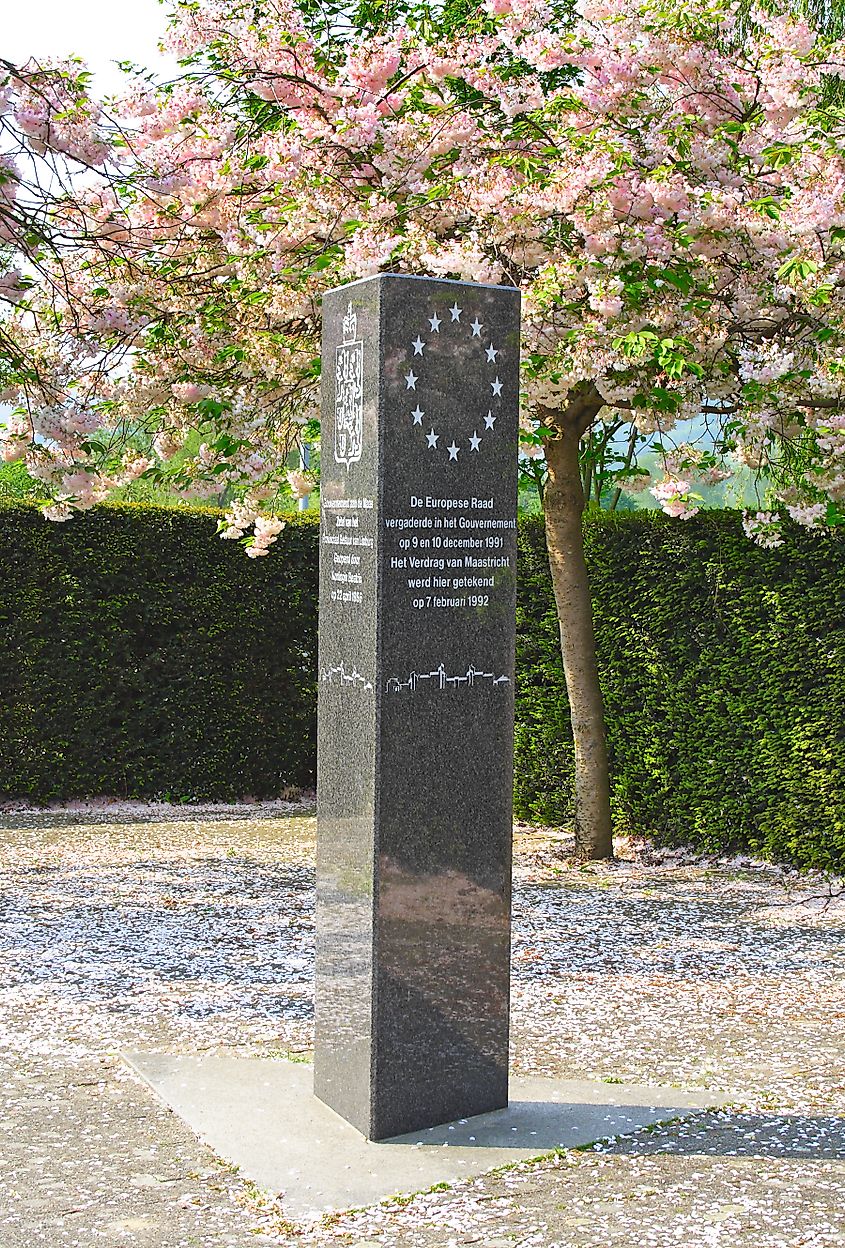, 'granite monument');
315,274,521,1141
